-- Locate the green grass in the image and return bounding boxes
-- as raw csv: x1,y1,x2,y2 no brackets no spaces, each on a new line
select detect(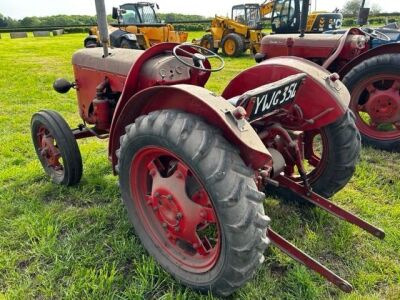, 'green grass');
0,32,399,300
